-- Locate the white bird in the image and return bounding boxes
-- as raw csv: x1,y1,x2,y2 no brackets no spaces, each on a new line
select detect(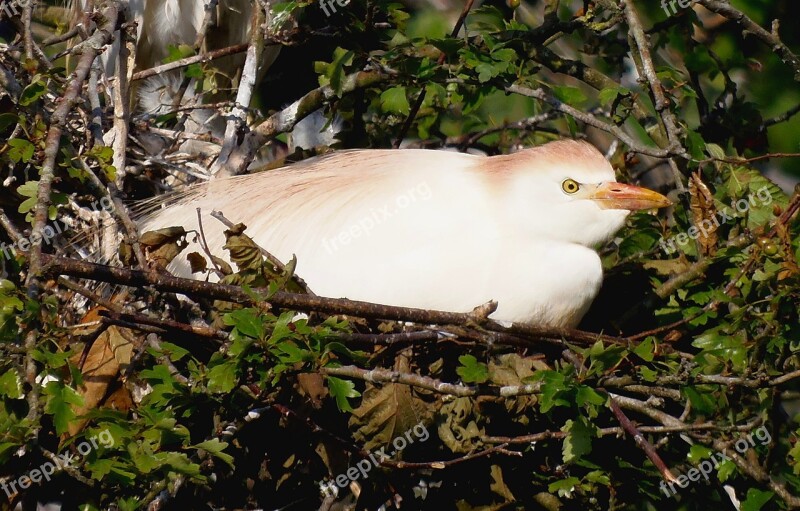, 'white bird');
139,140,671,327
